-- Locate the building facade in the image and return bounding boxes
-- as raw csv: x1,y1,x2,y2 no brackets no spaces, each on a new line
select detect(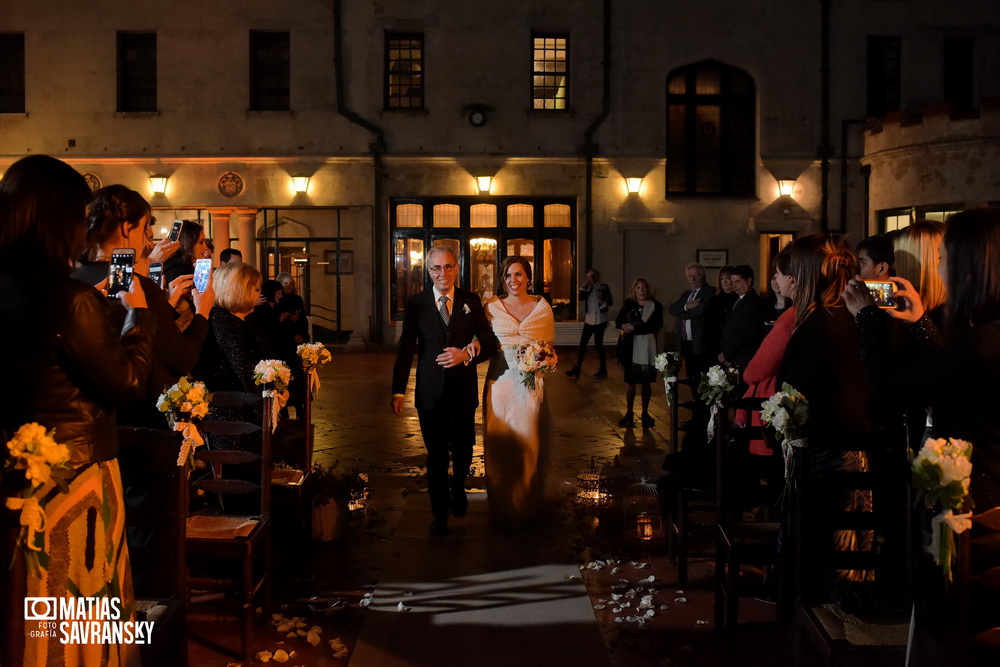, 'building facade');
1,1,997,343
